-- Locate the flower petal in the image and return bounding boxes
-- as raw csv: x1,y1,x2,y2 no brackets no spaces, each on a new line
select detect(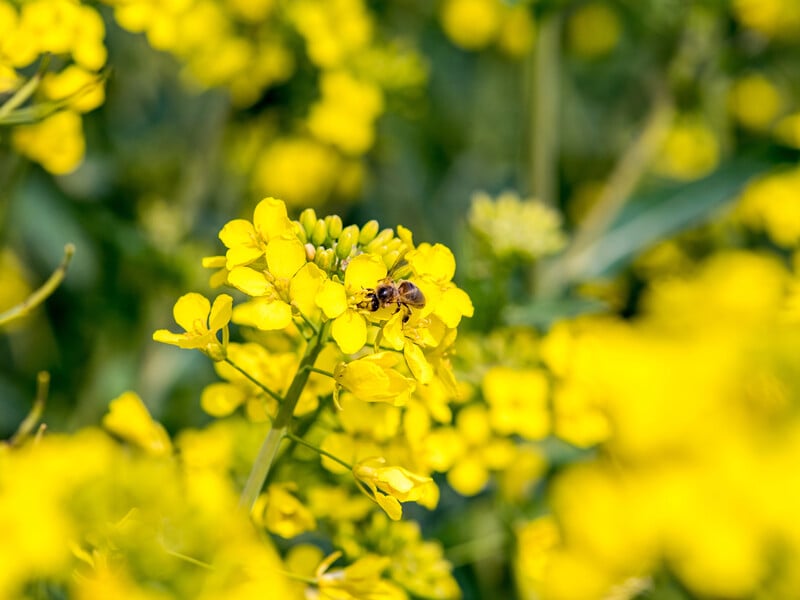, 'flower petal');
173,293,210,332
316,280,348,319
290,262,326,319
406,243,456,281
201,382,246,417
266,238,307,280
219,219,256,249
332,310,368,354
435,286,474,328
208,294,233,330
344,254,387,292
232,298,293,330
229,267,274,297
253,197,293,240
404,342,433,384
